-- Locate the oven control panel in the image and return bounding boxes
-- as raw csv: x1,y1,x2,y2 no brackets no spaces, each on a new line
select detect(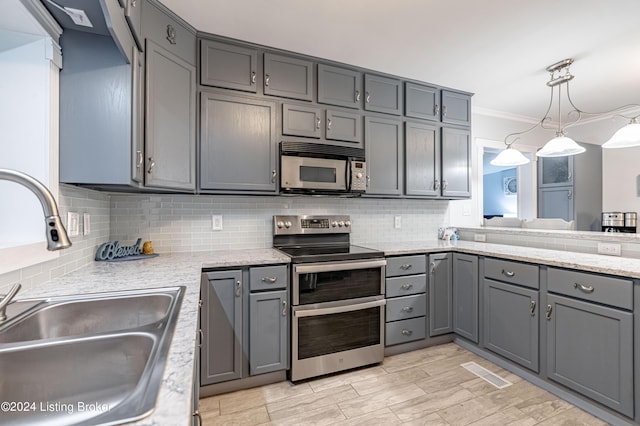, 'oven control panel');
274,215,351,235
